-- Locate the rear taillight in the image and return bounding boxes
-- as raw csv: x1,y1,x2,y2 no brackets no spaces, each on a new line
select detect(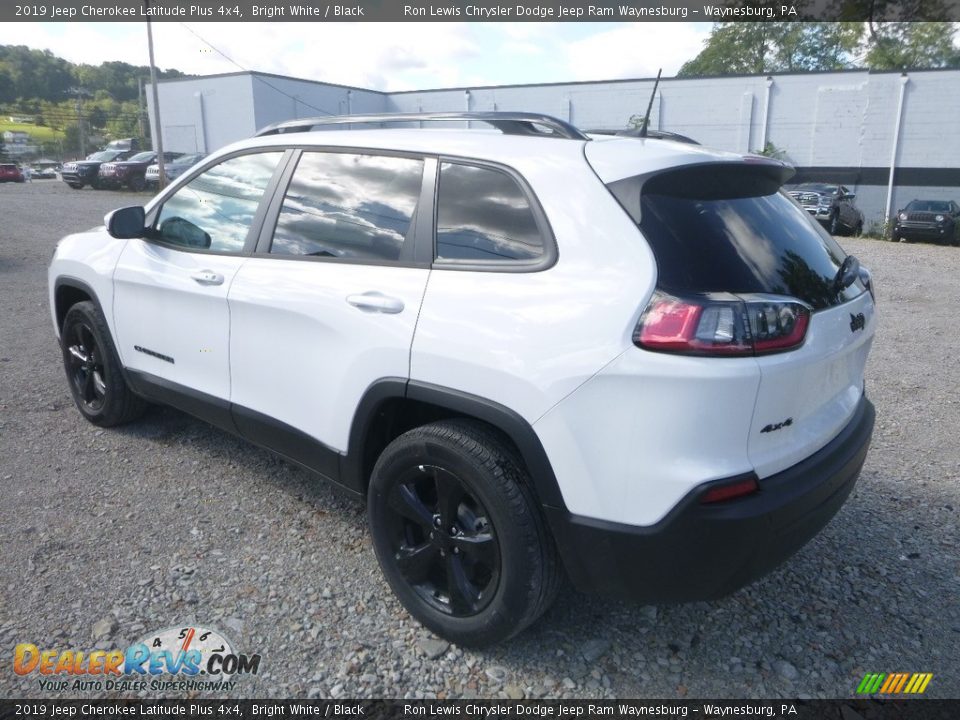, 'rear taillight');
634,291,810,357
